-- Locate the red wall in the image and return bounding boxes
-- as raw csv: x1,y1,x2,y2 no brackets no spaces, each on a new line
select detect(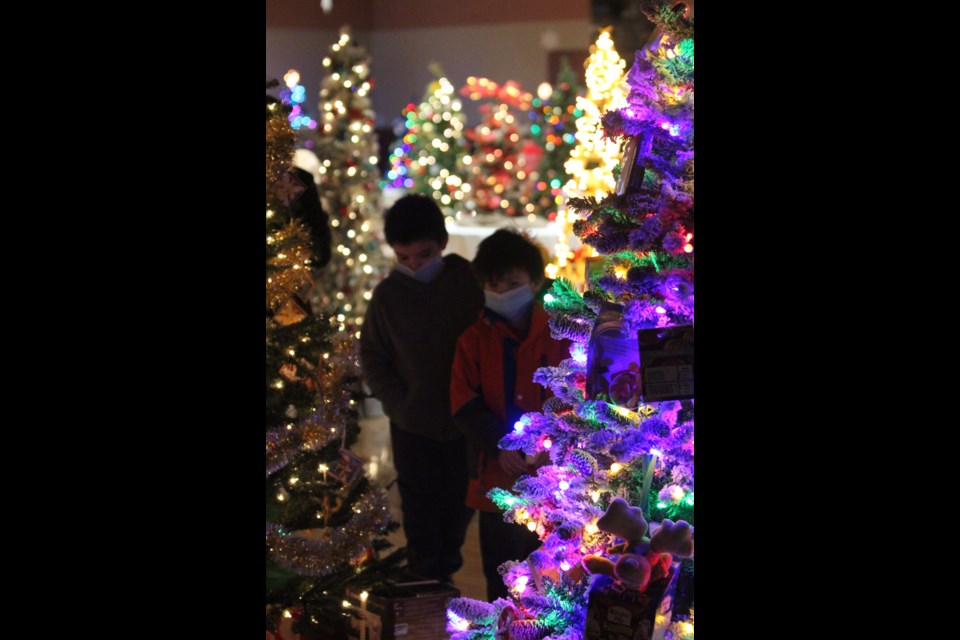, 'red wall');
266,0,374,29
370,1,589,29
265,0,590,30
